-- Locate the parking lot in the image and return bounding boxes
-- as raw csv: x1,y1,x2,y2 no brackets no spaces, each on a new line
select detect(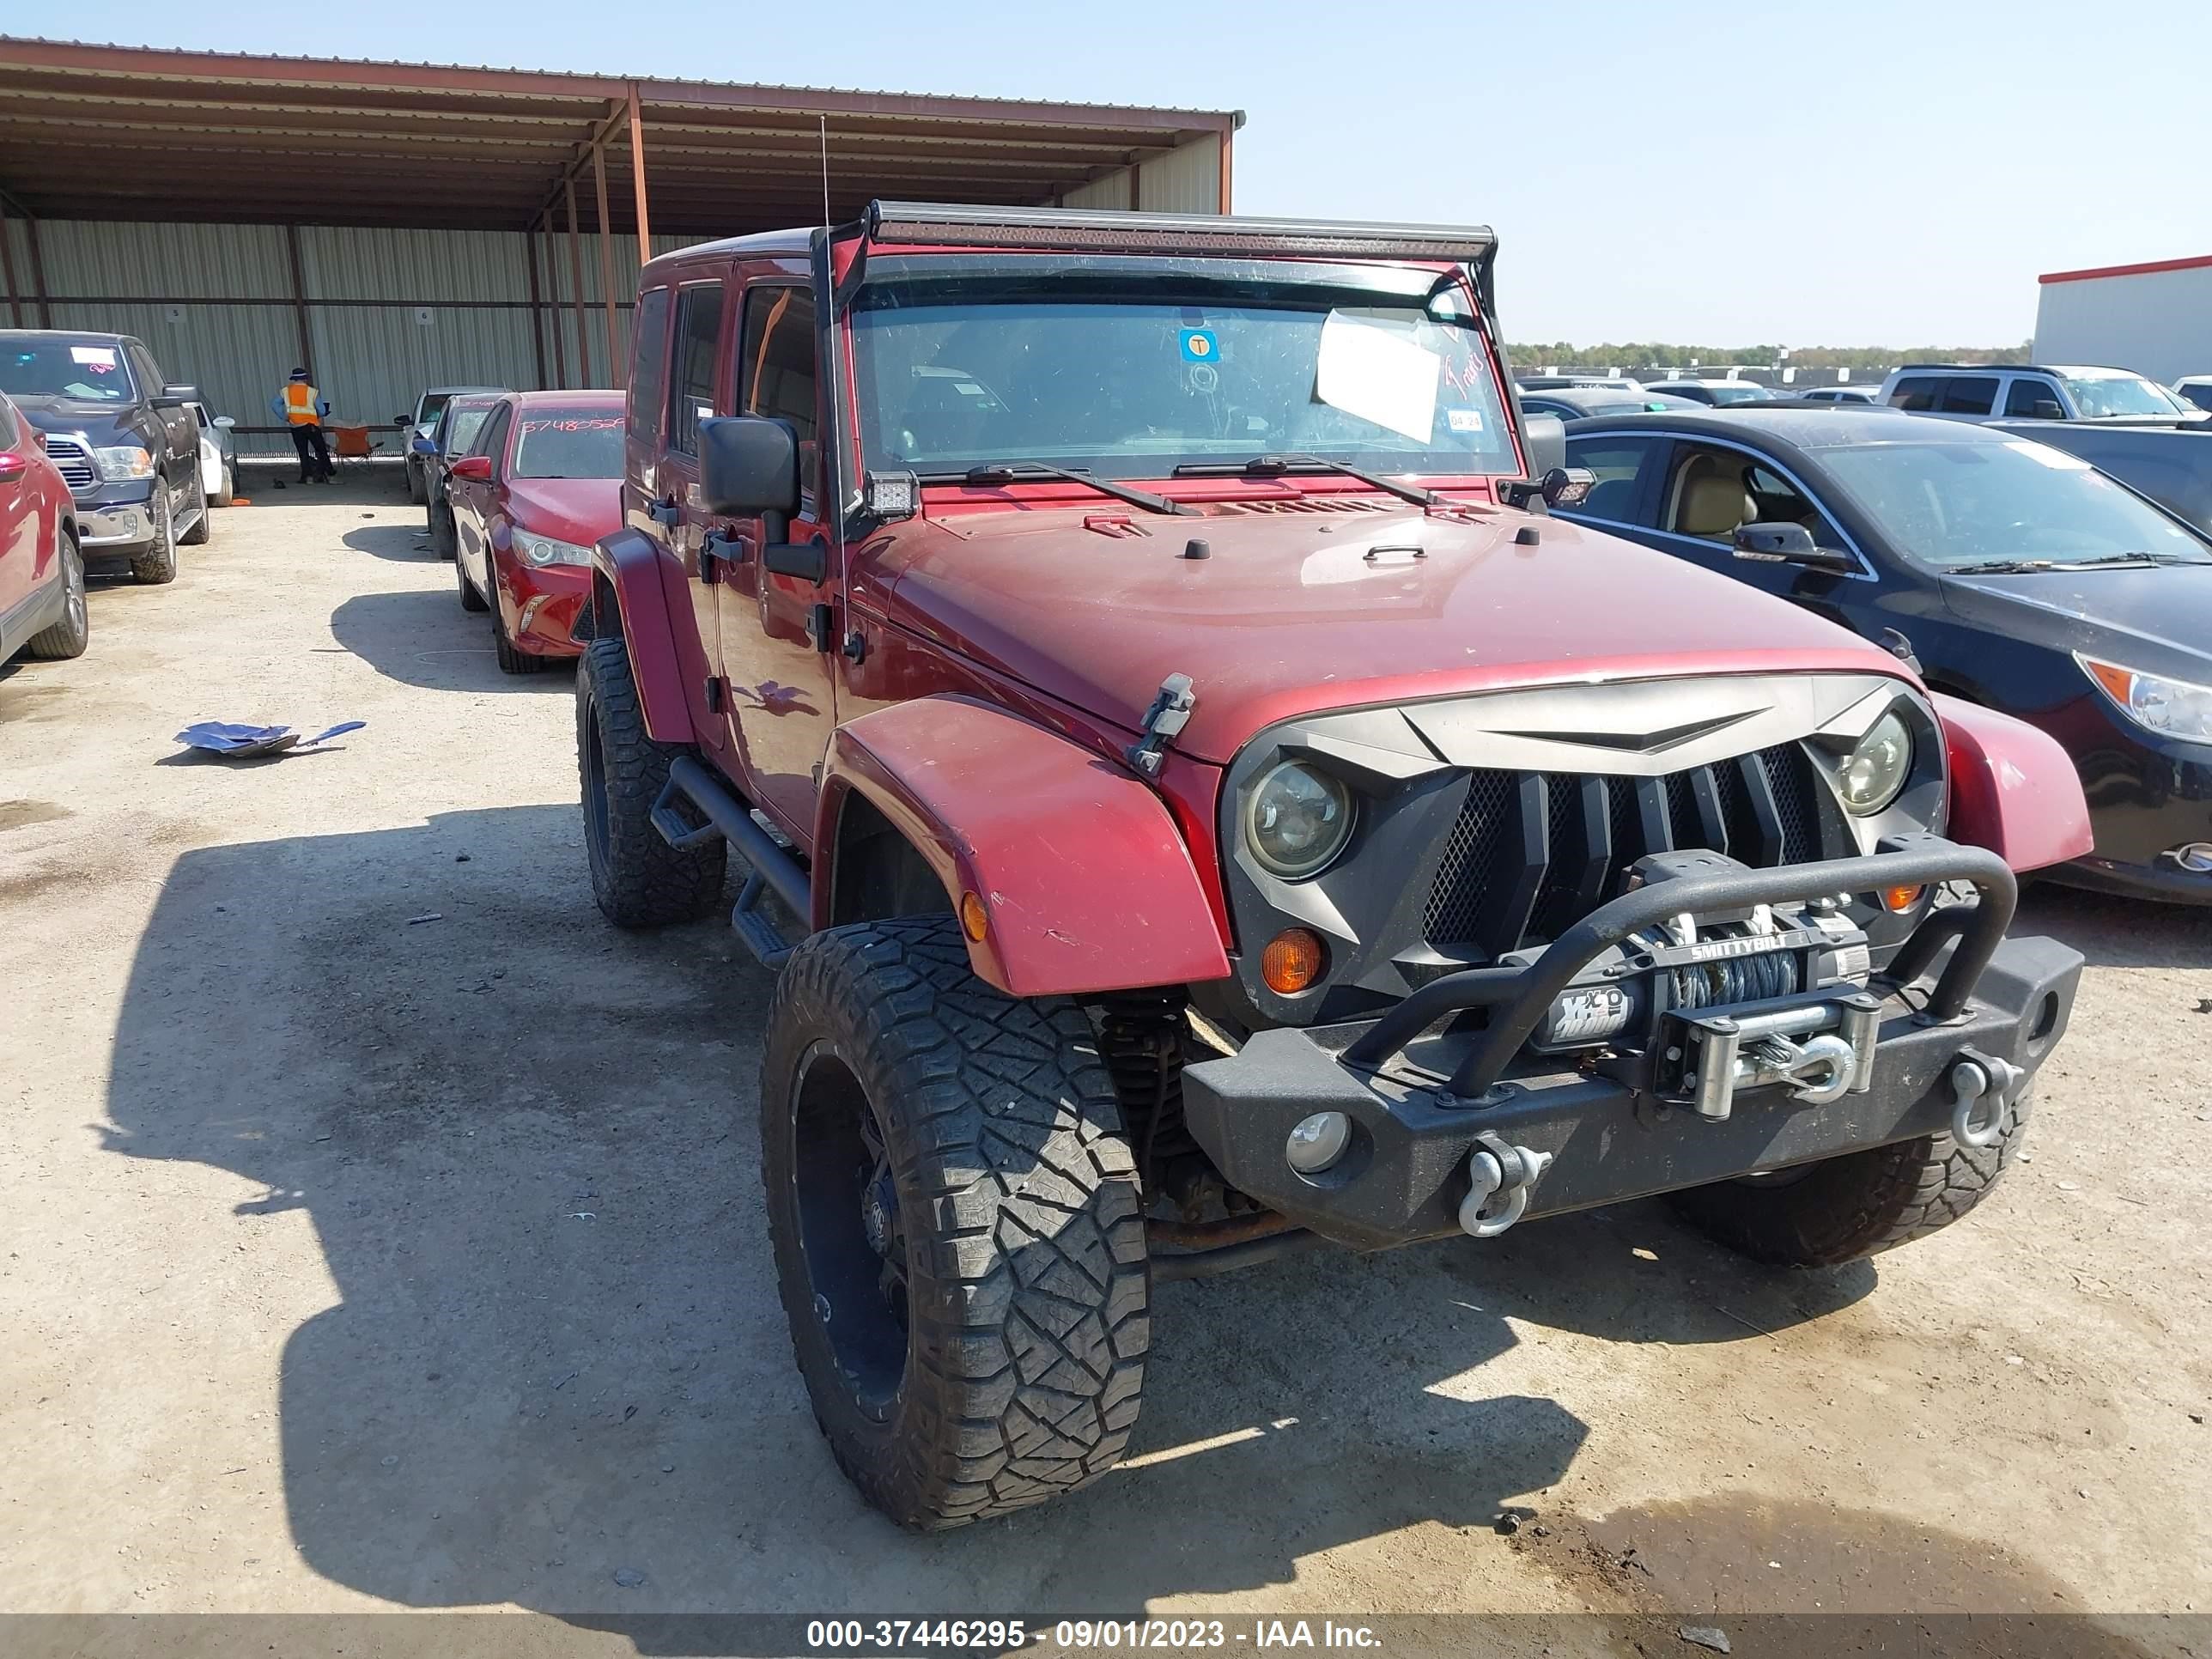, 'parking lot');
0,481,2205,1641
